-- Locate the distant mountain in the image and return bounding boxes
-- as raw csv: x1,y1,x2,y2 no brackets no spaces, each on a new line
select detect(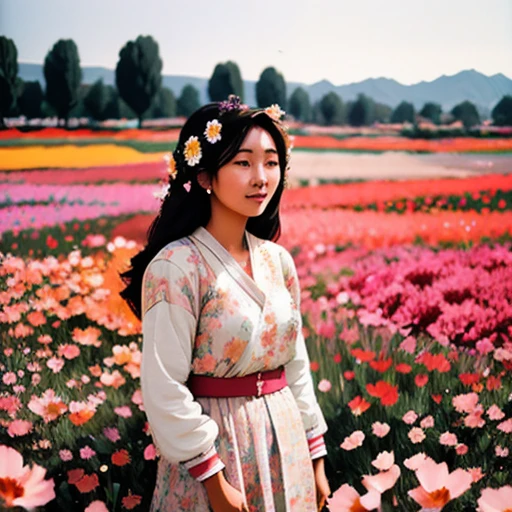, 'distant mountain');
18,63,512,114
